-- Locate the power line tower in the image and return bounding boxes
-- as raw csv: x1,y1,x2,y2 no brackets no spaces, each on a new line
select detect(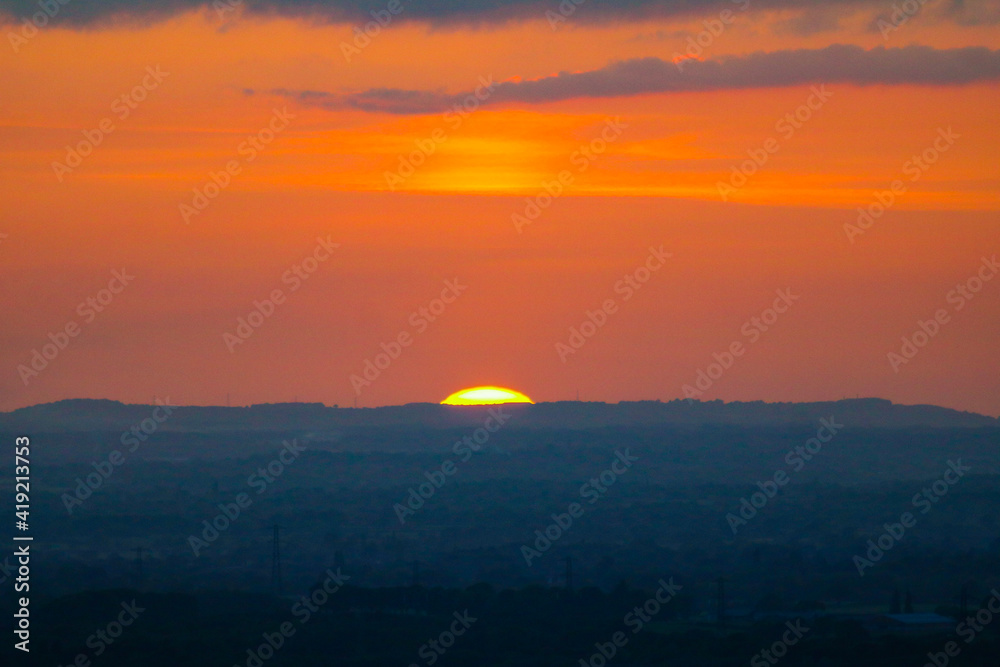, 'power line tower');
271,525,283,598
